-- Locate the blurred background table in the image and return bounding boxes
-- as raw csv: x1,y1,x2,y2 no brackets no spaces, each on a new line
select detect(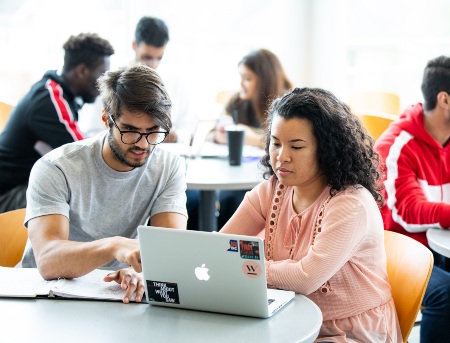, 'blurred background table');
186,156,263,231
426,228,450,258
159,141,265,231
